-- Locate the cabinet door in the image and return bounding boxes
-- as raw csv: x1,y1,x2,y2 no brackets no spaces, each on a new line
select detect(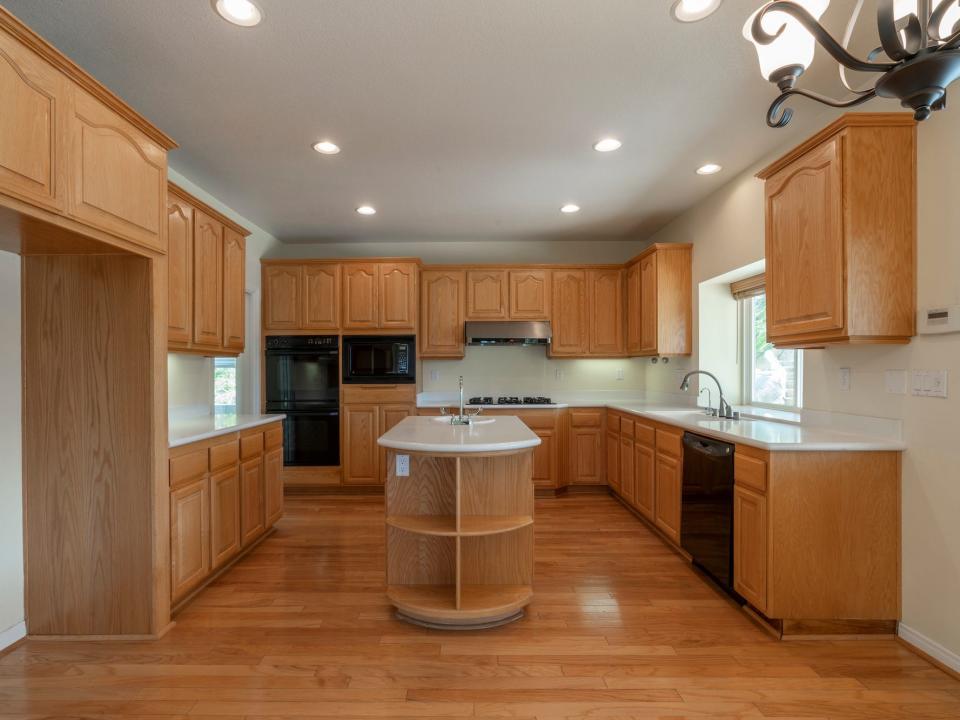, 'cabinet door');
379,262,418,329
343,404,379,485
0,31,64,210
222,228,245,351
606,430,620,492
342,263,379,329
263,265,301,330
588,269,624,355
550,270,587,356
532,428,557,489
626,261,642,355
264,447,284,527
170,477,210,602
421,269,465,358
654,452,681,545
302,264,340,330
240,457,264,547
192,210,224,348
466,270,508,320
639,254,658,355
634,442,655,521
509,269,550,320
379,404,415,484
734,485,768,613
210,466,241,570
620,436,635,505
167,196,193,346
66,87,166,251
765,137,845,340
